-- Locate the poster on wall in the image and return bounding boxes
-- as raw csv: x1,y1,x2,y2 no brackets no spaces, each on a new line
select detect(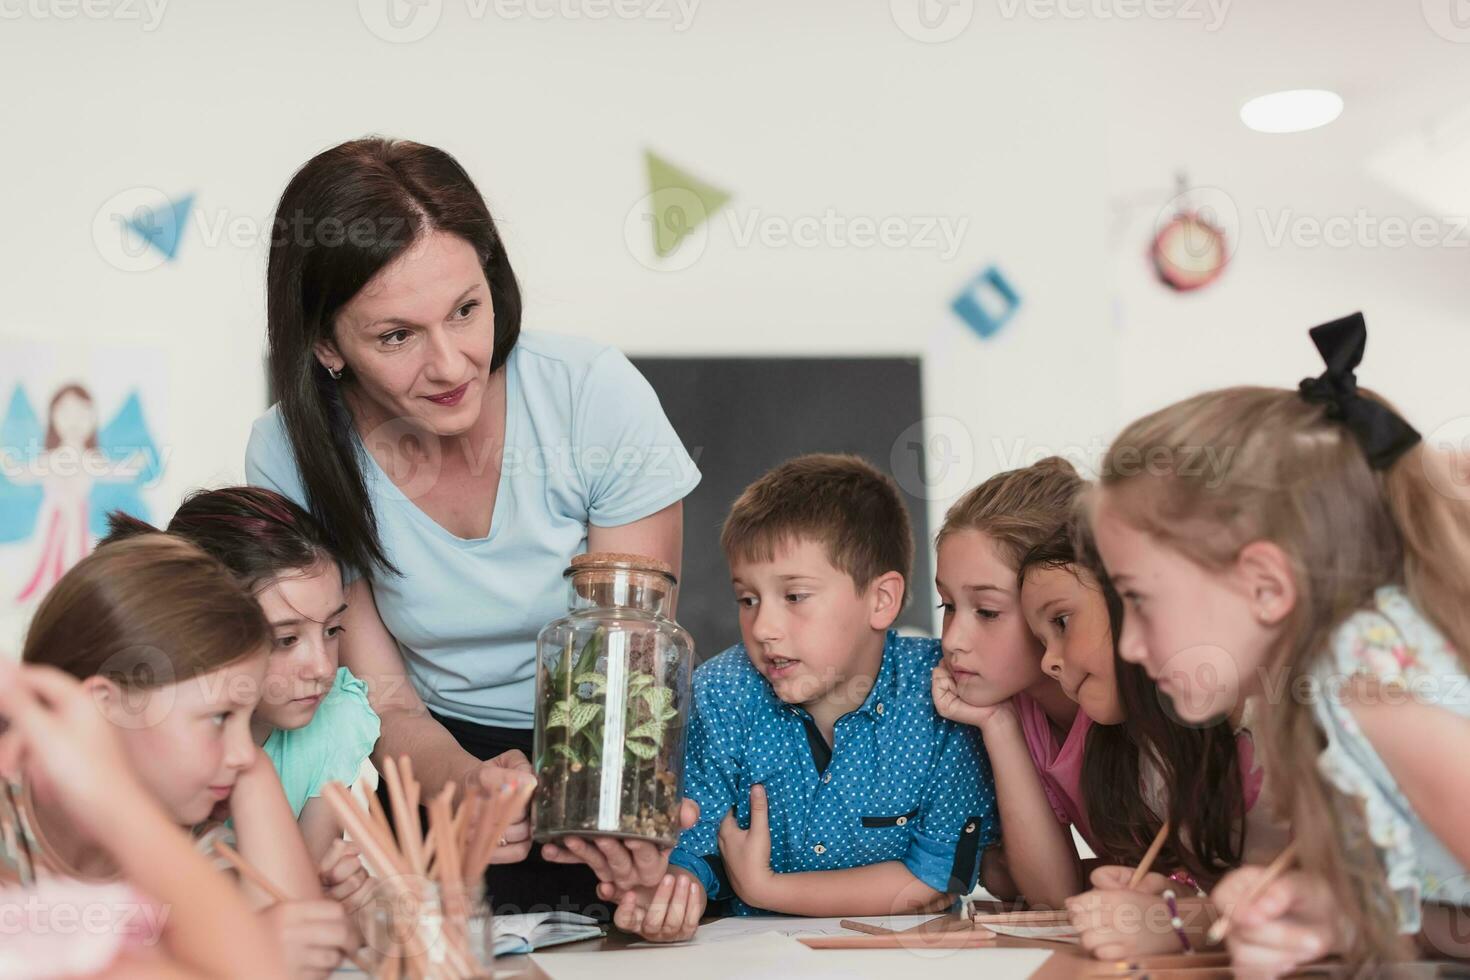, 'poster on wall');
0,339,169,654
